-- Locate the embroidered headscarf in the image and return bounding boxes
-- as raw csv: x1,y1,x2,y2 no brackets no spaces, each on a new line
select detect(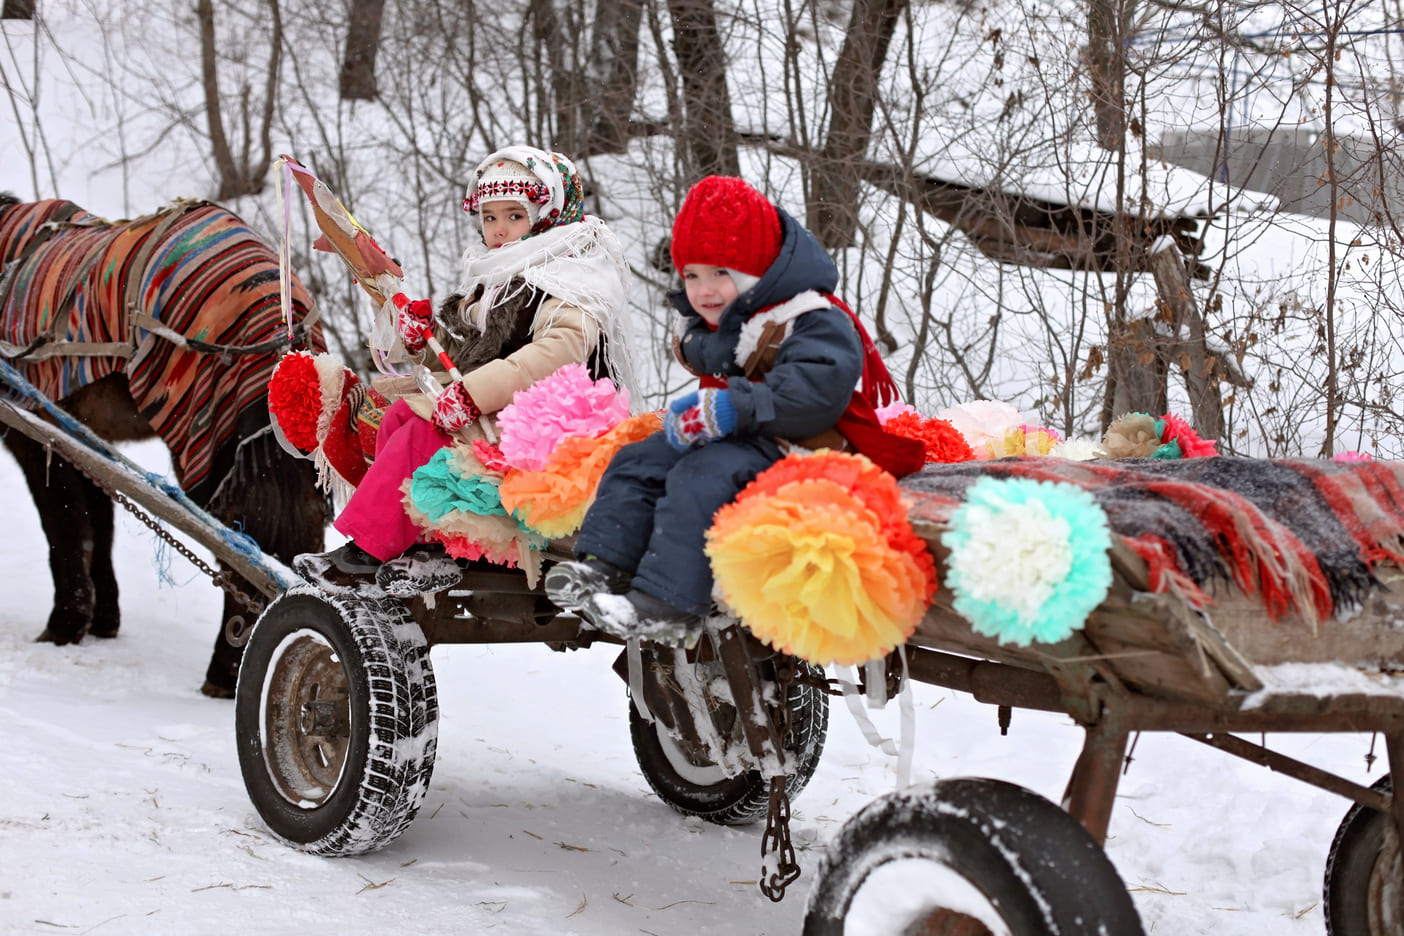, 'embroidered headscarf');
452,146,637,403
